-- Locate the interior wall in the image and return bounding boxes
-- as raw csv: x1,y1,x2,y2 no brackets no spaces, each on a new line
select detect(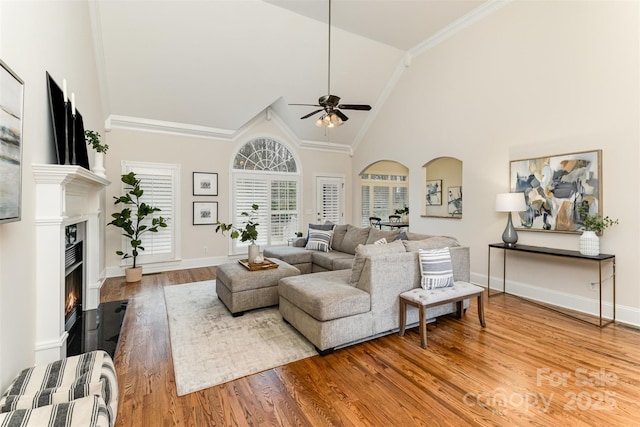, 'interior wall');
353,1,640,325
103,115,352,276
0,0,104,388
